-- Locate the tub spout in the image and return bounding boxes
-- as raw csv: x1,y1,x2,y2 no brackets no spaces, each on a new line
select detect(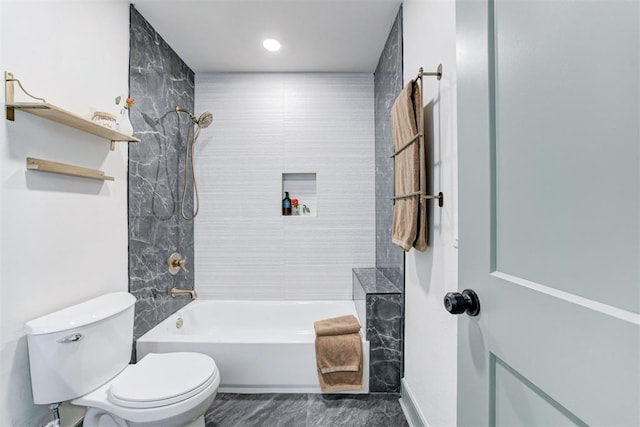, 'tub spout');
170,287,197,300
